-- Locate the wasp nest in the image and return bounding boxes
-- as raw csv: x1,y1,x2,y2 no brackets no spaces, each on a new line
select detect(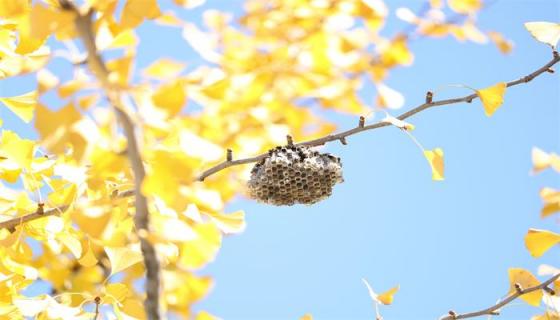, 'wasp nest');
247,145,343,206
